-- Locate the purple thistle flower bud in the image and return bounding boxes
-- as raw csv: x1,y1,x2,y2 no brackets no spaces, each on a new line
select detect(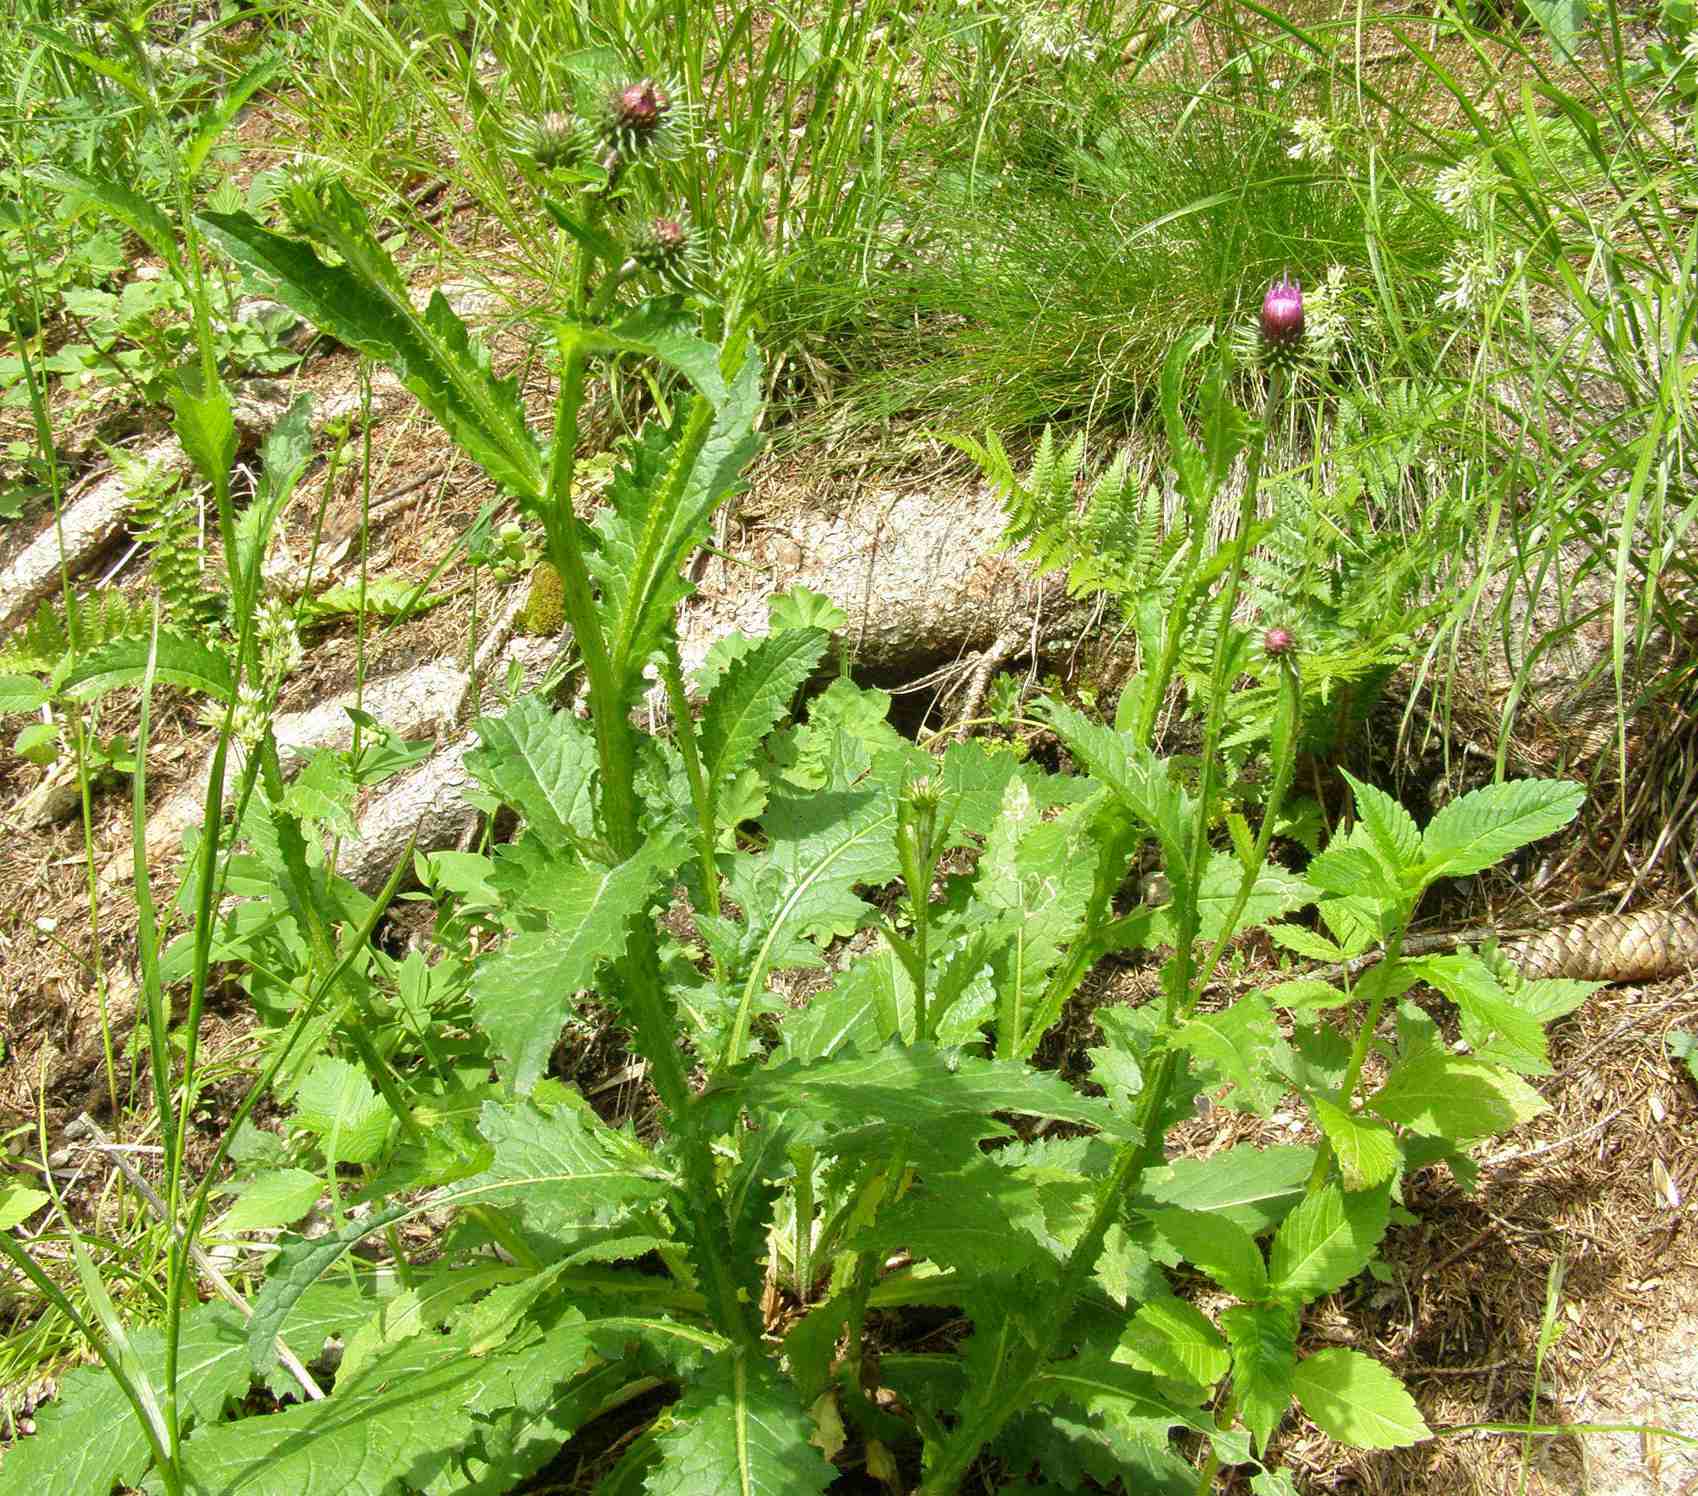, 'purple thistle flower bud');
1260,275,1304,349
1262,625,1296,657
606,78,671,152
